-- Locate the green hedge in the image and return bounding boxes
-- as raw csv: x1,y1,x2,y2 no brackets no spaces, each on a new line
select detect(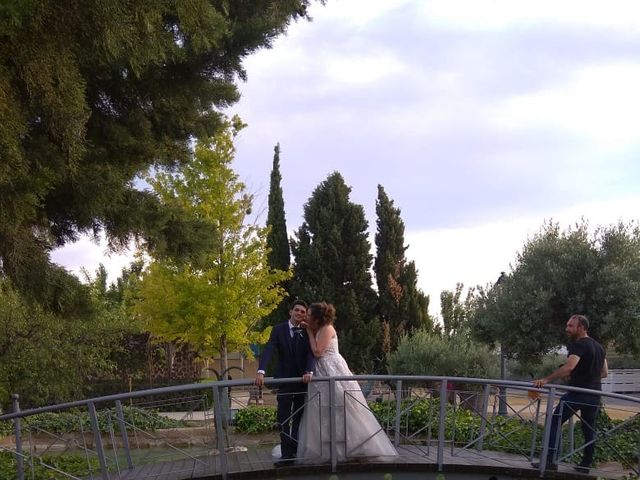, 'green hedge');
234,405,277,433
0,406,184,437
0,451,99,480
